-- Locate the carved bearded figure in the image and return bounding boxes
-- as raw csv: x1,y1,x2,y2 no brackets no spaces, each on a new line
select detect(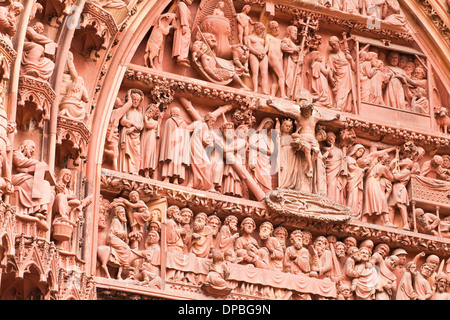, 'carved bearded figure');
12,140,55,227
119,89,144,175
